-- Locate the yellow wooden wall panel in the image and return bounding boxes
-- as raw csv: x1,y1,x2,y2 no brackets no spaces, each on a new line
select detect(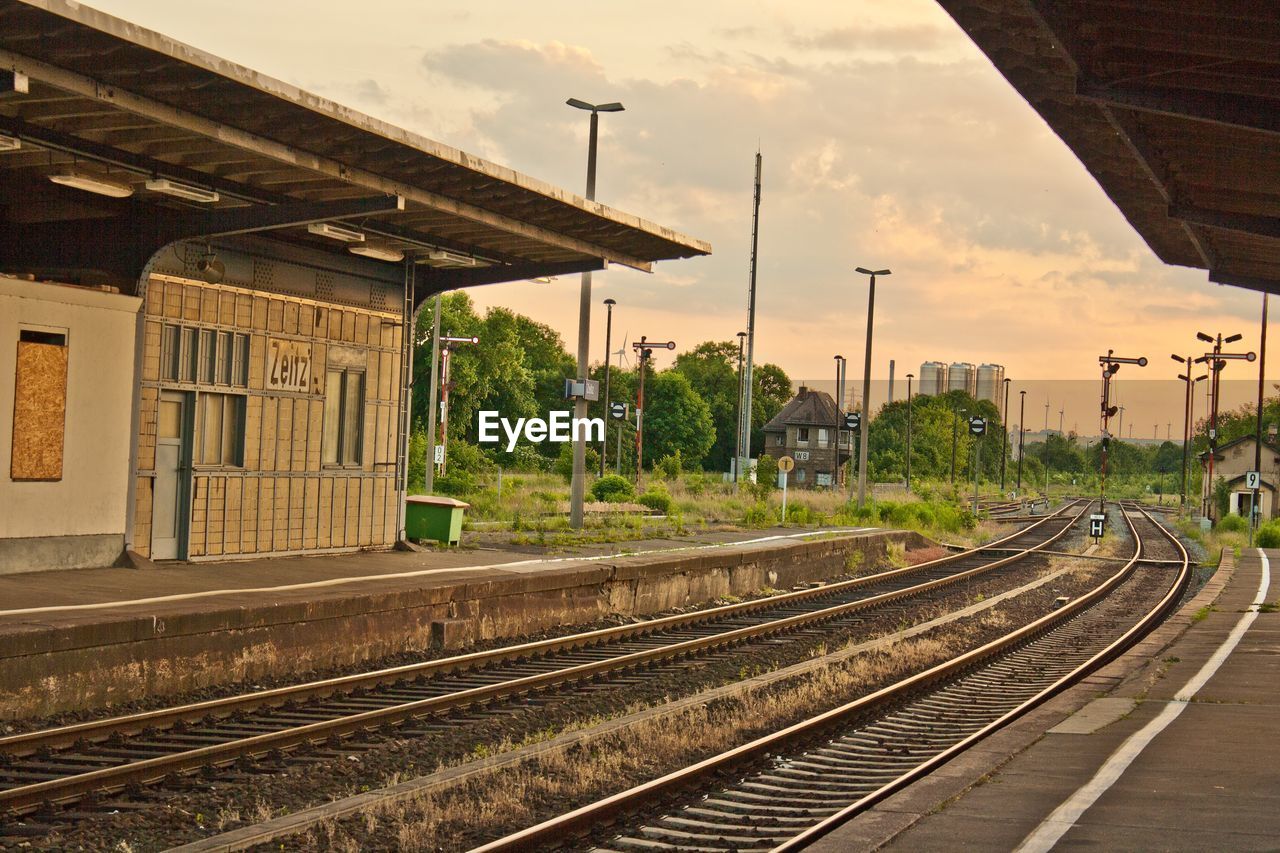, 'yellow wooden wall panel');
206,476,225,556
218,291,236,326
267,299,284,333
134,476,153,558
182,285,201,321
303,477,319,549
257,479,274,552
318,476,333,548
10,342,68,481
225,477,242,555
241,477,259,553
